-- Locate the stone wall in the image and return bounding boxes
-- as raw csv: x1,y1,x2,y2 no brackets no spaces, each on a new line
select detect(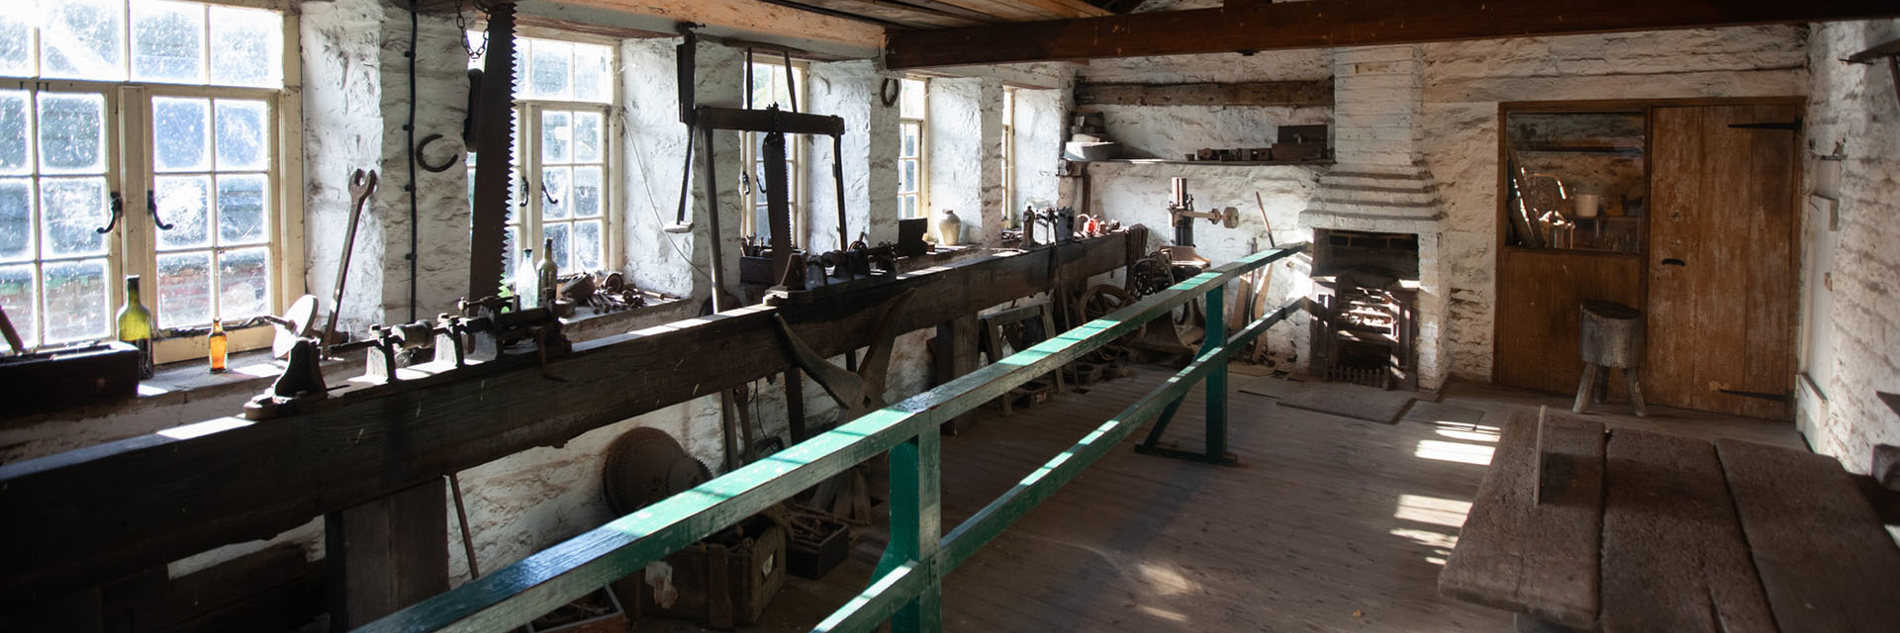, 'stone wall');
1800,18,1900,472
